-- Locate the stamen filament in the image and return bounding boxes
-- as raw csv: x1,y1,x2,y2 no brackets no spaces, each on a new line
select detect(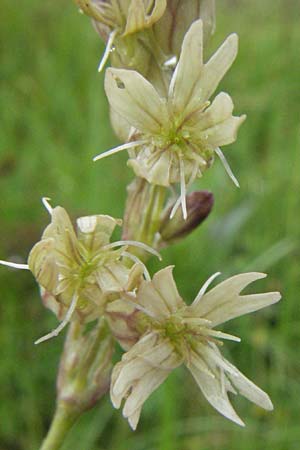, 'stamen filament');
42,197,53,215
204,329,241,342
102,240,162,260
93,140,147,162
179,158,187,220
0,260,29,270
122,251,151,281
34,293,78,345
193,272,221,306
215,147,240,188
169,195,181,219
98,29,118,73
